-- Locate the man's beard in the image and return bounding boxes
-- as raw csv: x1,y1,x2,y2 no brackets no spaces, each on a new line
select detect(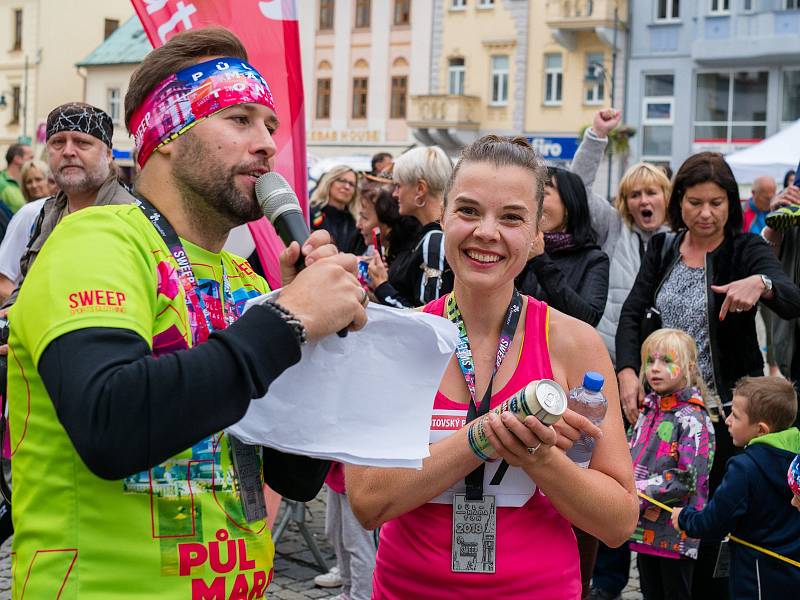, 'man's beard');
171,131,264,229
53,154,110,196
